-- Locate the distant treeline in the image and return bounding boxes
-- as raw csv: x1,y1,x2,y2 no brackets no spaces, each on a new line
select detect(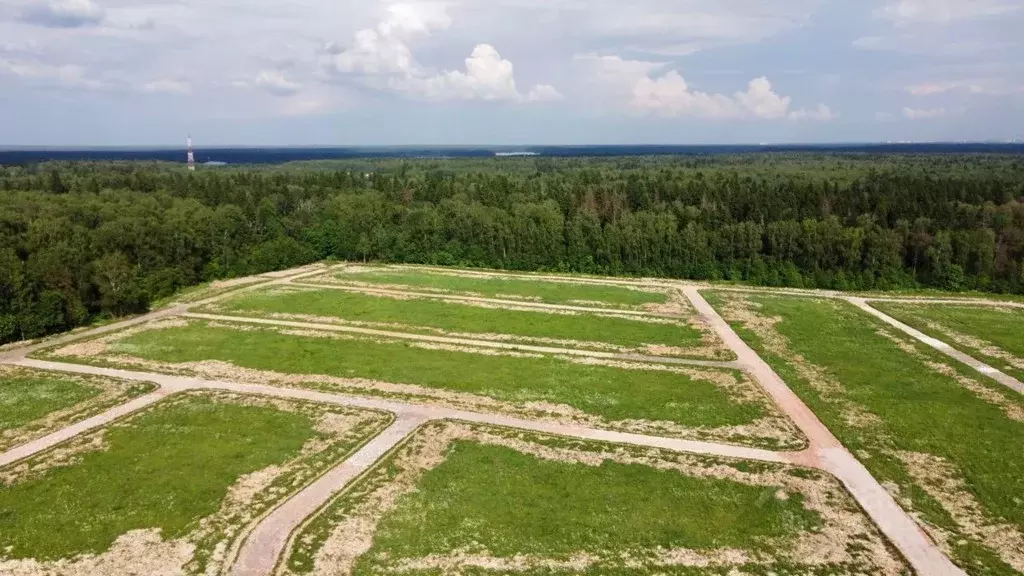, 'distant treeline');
1,154,1023,343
